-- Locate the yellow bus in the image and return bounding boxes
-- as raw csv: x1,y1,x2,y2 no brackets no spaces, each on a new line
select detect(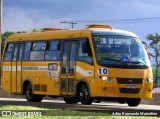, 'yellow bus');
1,24,153,107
